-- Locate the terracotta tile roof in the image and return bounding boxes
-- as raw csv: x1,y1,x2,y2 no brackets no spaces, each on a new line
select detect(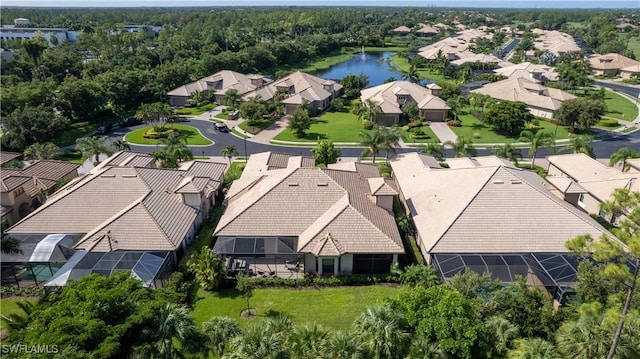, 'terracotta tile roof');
215,153,403,255
391,153,615,254
7,156,226,252
0,151,21,165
